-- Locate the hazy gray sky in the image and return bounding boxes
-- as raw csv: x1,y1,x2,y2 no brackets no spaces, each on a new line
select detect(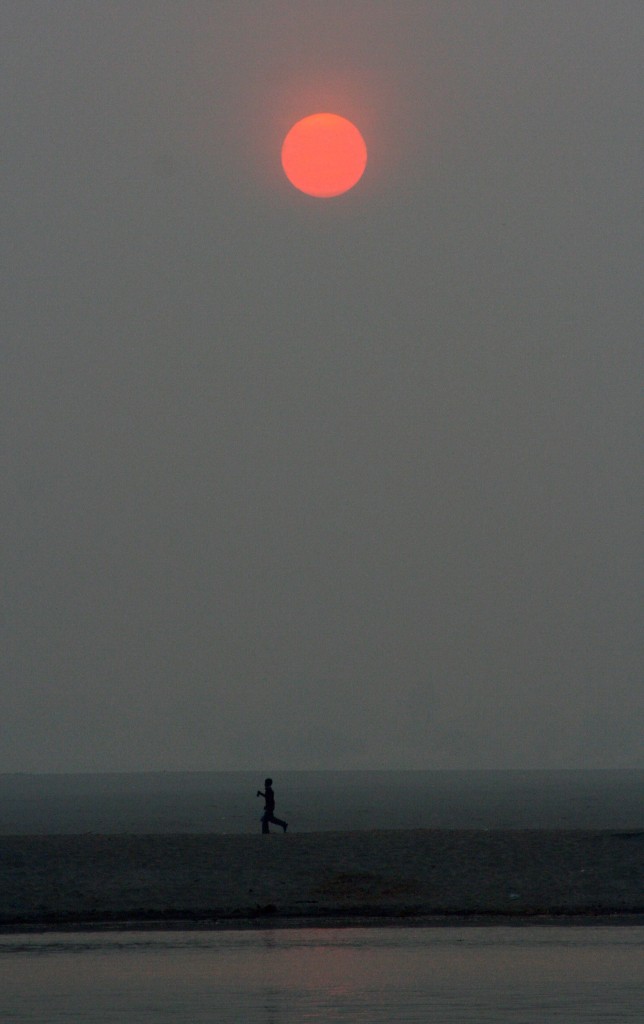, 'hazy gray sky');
3,1,642,772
